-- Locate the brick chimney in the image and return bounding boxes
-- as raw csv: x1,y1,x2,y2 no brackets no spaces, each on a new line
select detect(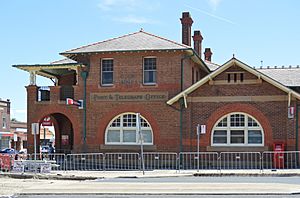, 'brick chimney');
180,12,193,46
204,48,213,62
192,30,203,58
